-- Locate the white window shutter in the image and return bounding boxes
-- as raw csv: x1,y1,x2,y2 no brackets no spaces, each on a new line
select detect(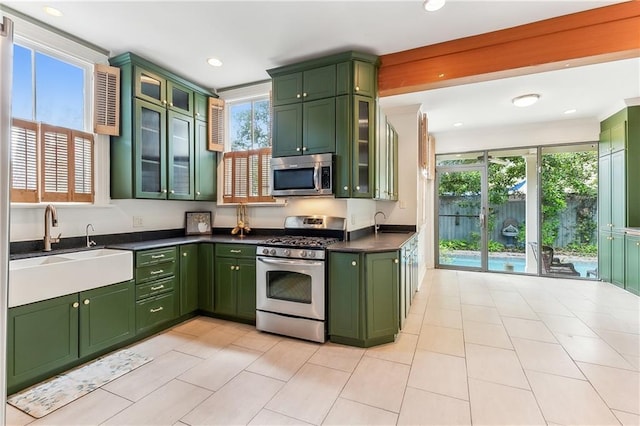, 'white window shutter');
10,119,39,203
